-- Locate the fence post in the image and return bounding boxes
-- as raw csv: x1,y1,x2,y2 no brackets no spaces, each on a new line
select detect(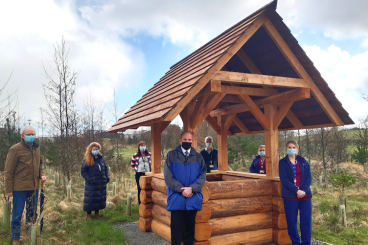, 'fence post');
112,182,116,196
31,224,41,245
55,172,59,186
126,193,132,216
3,201,11,226
319,176,323,187
340,205,347,227
67,185,72,201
